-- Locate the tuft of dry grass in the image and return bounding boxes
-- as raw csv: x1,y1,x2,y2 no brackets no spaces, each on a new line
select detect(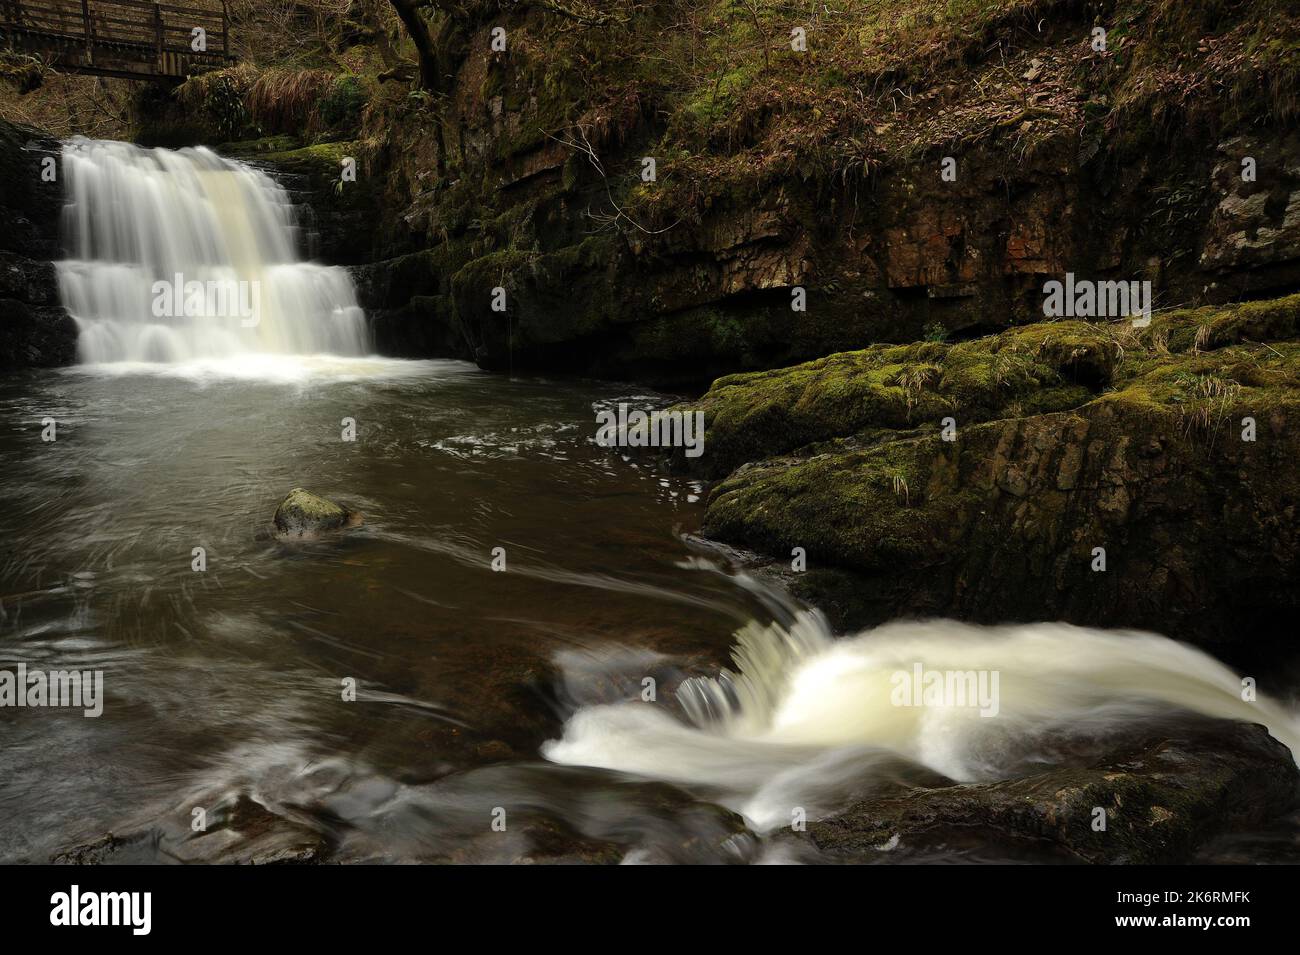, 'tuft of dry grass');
246,67,337,133
891,473,911,506
174,63,257,110
895,362,943,416
1178,372,1243,443
1194,321,1215,354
